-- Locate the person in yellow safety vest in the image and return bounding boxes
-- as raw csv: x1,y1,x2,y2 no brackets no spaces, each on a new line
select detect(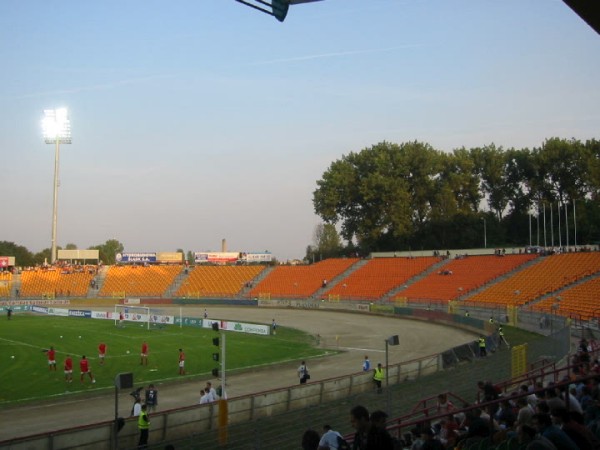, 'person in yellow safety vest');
373,363,384,394
498,326,510,348
489,316,495,324
478,336,487,357
138,404,150,449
